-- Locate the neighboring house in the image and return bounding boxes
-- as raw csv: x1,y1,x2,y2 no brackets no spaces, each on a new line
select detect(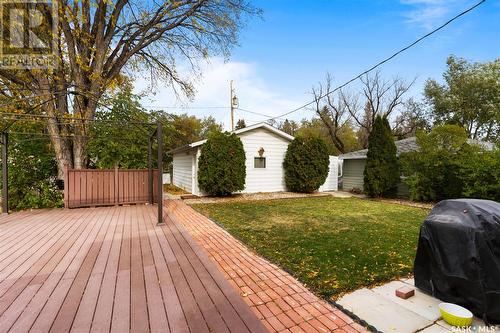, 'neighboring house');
339,137,494,197
170,122,339,196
